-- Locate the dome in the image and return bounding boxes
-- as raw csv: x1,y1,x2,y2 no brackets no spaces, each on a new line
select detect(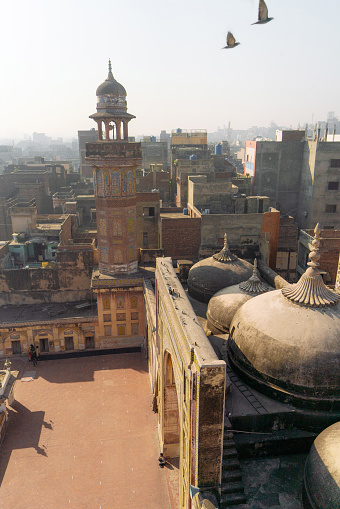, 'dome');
206,259,270,334
187,234,253,303
227,224,340,411
303,421,340,508
96,60,126,98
